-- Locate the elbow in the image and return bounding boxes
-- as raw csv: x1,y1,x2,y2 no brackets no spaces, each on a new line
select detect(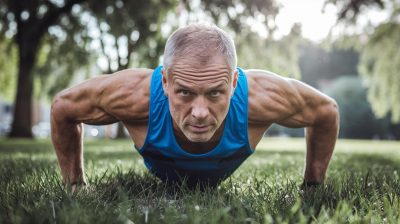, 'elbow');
313,97,339,127
309,98,340,137
51,92,68,123
330,98,339,122
323,98,340,130
51,93,62,116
